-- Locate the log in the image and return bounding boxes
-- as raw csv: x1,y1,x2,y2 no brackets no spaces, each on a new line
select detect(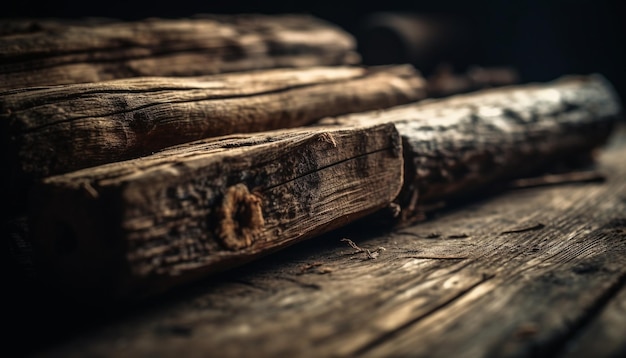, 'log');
0,14,361,89
318,74,623,223
1,64,425,205
27,123,403,301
